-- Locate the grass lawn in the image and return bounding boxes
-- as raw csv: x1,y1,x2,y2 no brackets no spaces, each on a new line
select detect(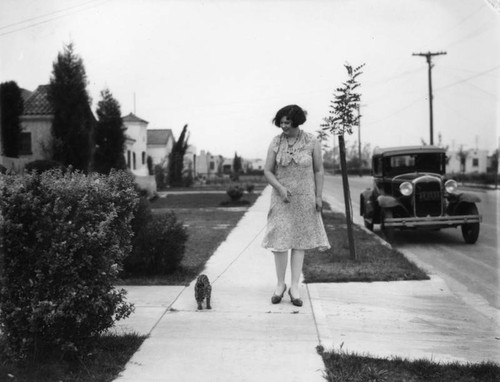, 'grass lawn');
120,191,261,286
0,333,146,382
318,345,500,382
303,208,429,283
